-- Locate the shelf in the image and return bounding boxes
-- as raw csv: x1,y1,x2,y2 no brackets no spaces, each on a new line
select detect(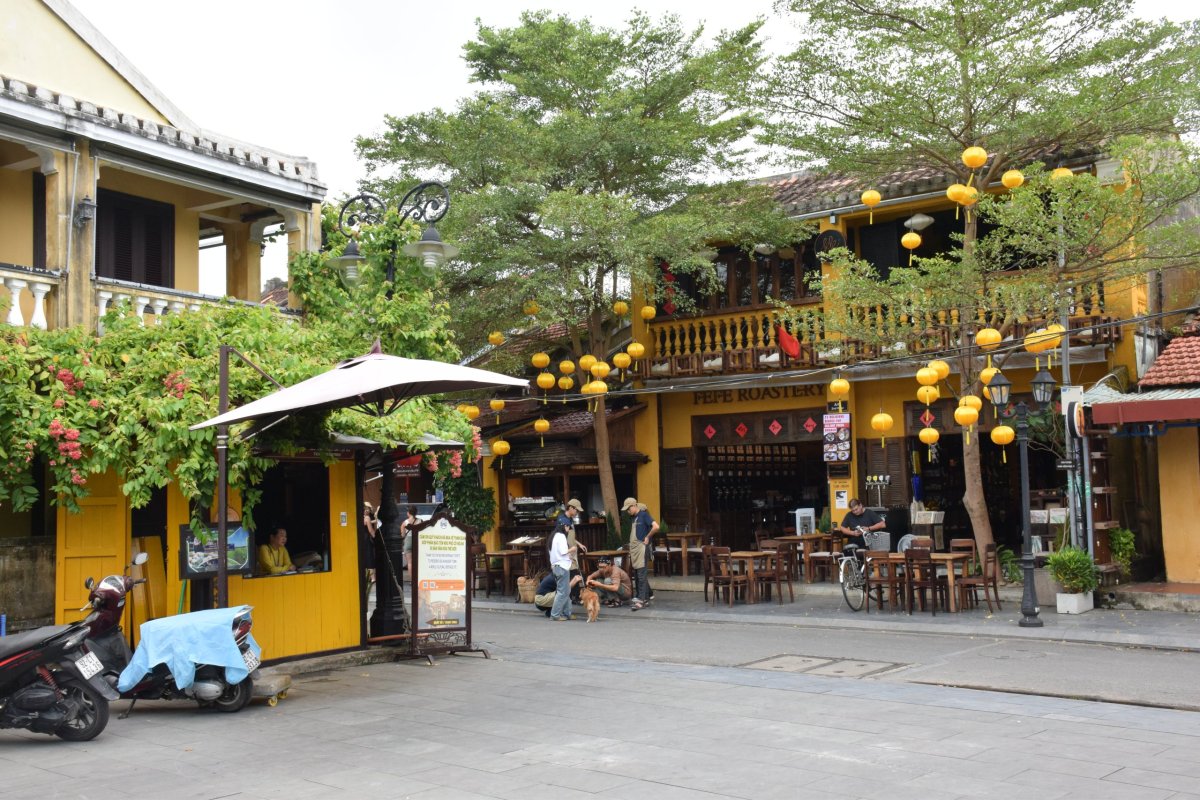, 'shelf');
1092,520,1120,530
